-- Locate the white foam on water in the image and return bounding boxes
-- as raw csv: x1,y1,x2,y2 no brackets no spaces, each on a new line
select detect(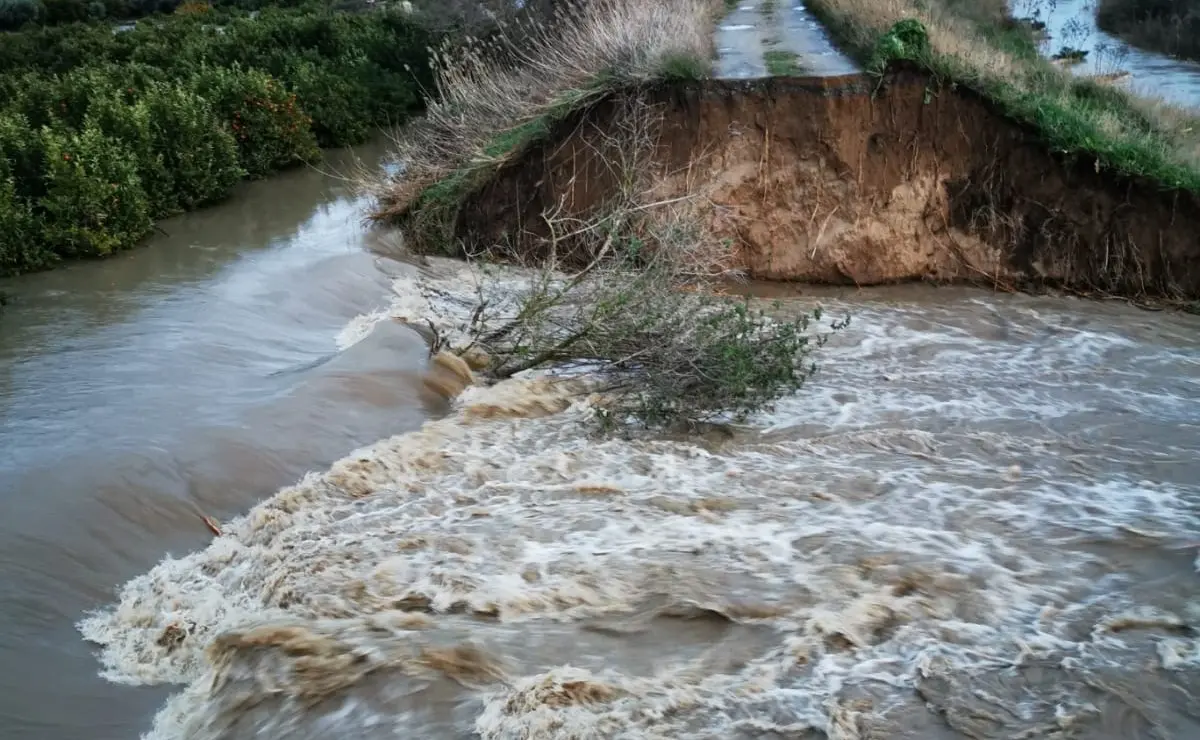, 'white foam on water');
79,266,1200,738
